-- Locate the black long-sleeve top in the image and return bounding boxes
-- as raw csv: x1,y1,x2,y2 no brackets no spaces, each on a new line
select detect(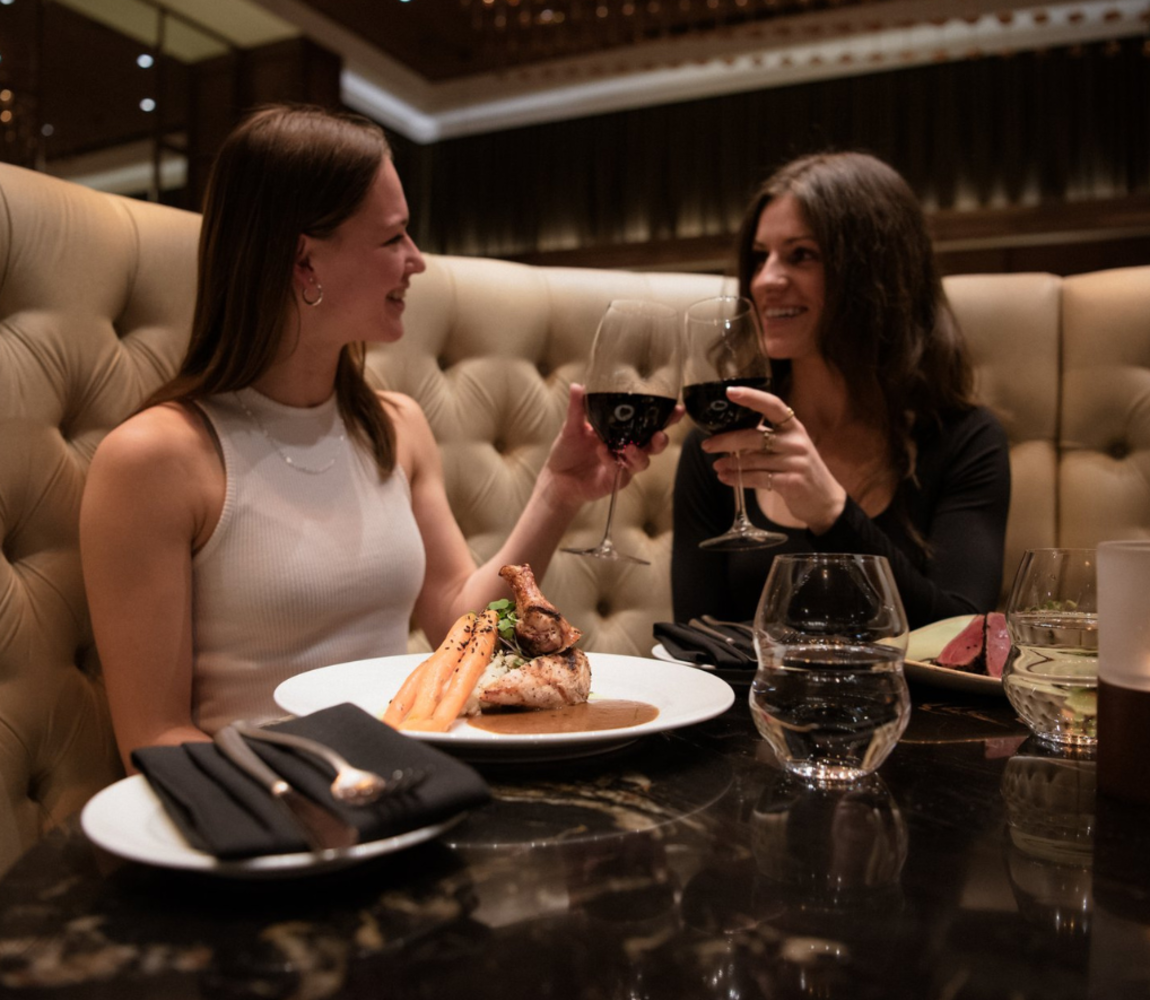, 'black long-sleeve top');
671,406,1012,630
